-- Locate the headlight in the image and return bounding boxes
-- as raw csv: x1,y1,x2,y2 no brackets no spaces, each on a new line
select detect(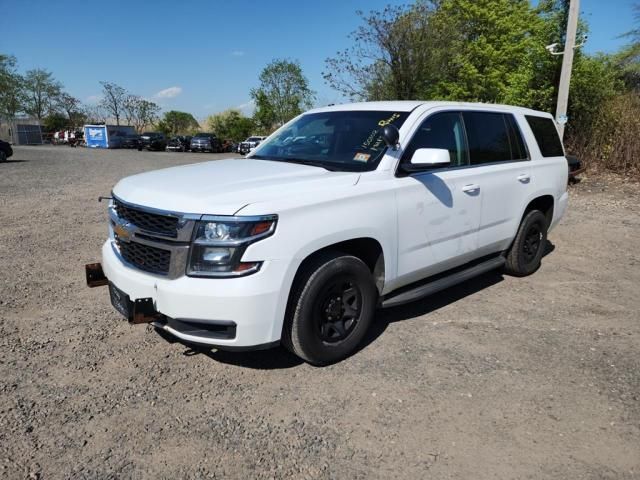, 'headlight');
187,215,277,277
